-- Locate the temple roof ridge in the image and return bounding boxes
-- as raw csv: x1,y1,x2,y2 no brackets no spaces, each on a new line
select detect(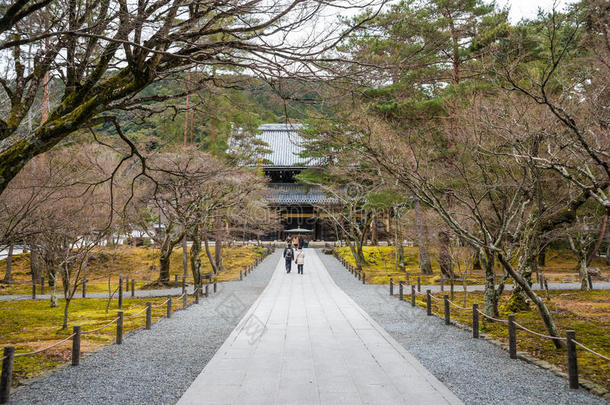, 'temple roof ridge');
256,122,318,167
